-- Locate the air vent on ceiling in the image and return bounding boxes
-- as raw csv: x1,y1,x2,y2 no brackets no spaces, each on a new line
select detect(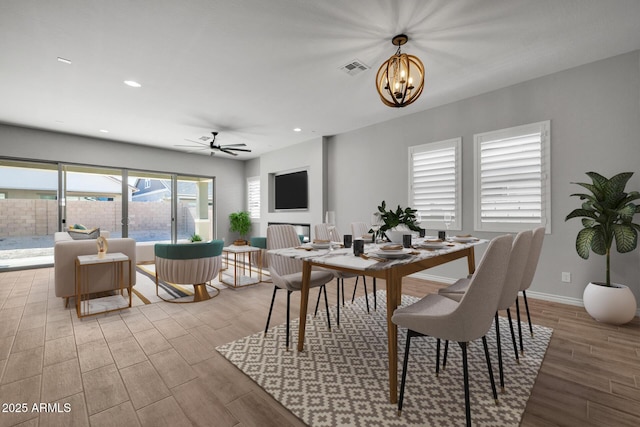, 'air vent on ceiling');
339,59,370,76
